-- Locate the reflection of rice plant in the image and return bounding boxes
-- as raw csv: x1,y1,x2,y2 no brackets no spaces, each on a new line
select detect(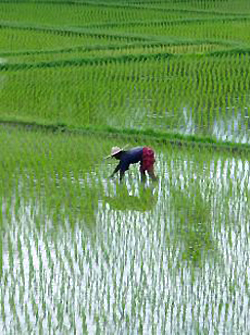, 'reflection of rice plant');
172,186,214,263
104,184,157,211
